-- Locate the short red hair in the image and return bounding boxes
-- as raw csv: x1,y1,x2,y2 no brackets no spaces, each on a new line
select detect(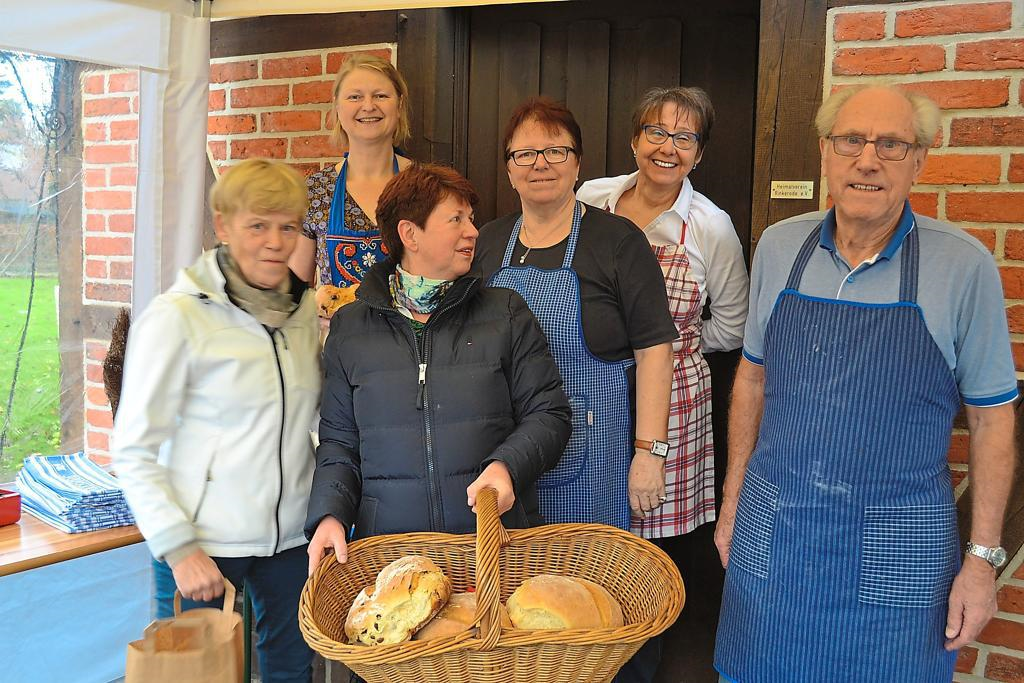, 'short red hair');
377,164,479,262
501,97,583,160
